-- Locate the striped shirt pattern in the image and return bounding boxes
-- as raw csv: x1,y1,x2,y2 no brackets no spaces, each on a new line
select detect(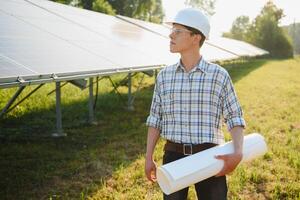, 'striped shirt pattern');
146,58,246,144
